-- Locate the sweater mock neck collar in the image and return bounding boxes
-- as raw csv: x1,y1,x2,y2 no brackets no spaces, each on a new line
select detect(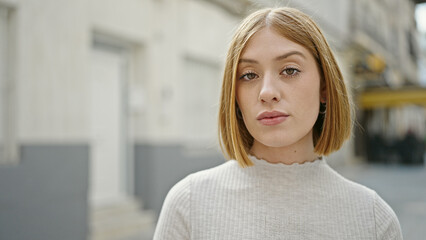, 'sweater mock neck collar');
247,155,328,175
